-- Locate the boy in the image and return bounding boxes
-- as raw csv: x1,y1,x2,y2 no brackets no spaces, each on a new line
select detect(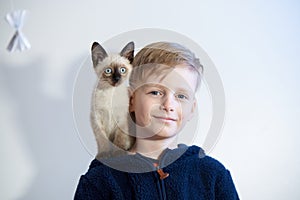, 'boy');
74,42,239,199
